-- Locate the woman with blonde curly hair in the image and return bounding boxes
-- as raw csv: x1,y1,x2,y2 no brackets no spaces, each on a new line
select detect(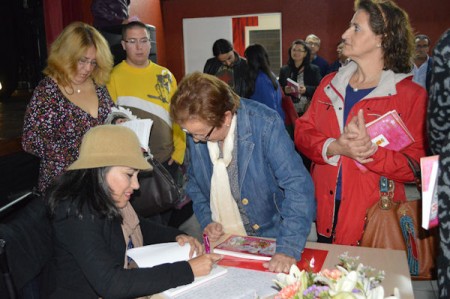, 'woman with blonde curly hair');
295,0,427,245
22,22,115,192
